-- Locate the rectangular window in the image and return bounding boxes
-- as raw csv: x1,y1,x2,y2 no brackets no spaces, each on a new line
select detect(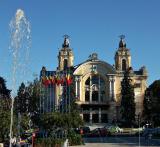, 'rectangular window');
85,91,90,101
134,83,141,88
